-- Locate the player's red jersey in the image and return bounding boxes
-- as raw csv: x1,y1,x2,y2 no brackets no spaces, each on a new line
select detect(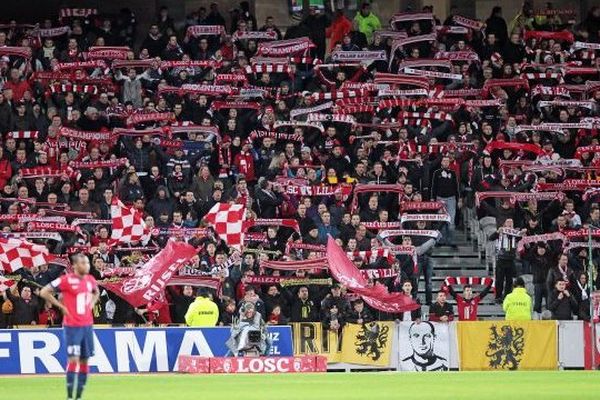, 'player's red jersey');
51,273,98,327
